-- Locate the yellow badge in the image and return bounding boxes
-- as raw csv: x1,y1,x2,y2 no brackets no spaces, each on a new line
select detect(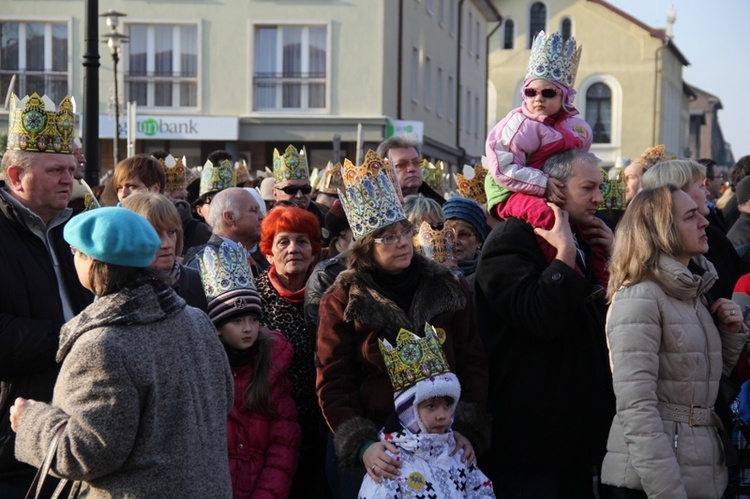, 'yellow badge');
407,472,426,490
435,327,447,344
573,125,588,139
